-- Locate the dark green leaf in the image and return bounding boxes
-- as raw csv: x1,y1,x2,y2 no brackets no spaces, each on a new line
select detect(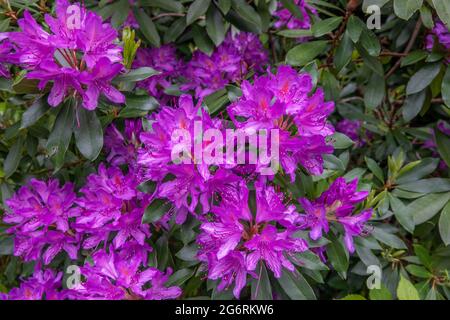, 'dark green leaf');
73,109,103,161
134,8,160,47
286,41,328,66
142,198,173,224
186,0,211,25
115,67,159,82
4,136,24,178
312,17,342,37
278,271,316,300
20,99,50,129
439,201,450,246
394,0,423,20
406,63,442,95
